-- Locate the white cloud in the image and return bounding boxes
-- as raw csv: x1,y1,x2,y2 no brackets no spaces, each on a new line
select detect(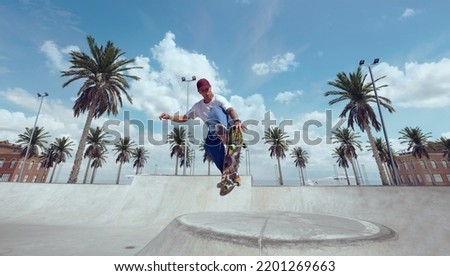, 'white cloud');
40,40,79,72
275,90,303,104
400,8,417,20
129,32,230,118
374,58,450,108
251,52,298,75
